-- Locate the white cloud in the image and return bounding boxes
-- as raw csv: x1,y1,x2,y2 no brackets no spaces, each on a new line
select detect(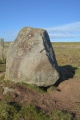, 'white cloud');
46,22,80,39
0,22,80,41
49,33,80,38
